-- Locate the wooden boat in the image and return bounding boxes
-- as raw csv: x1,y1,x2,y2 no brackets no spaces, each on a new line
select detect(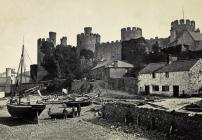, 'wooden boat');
7,43,46,124
63,100,91,107
7,103,46,123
